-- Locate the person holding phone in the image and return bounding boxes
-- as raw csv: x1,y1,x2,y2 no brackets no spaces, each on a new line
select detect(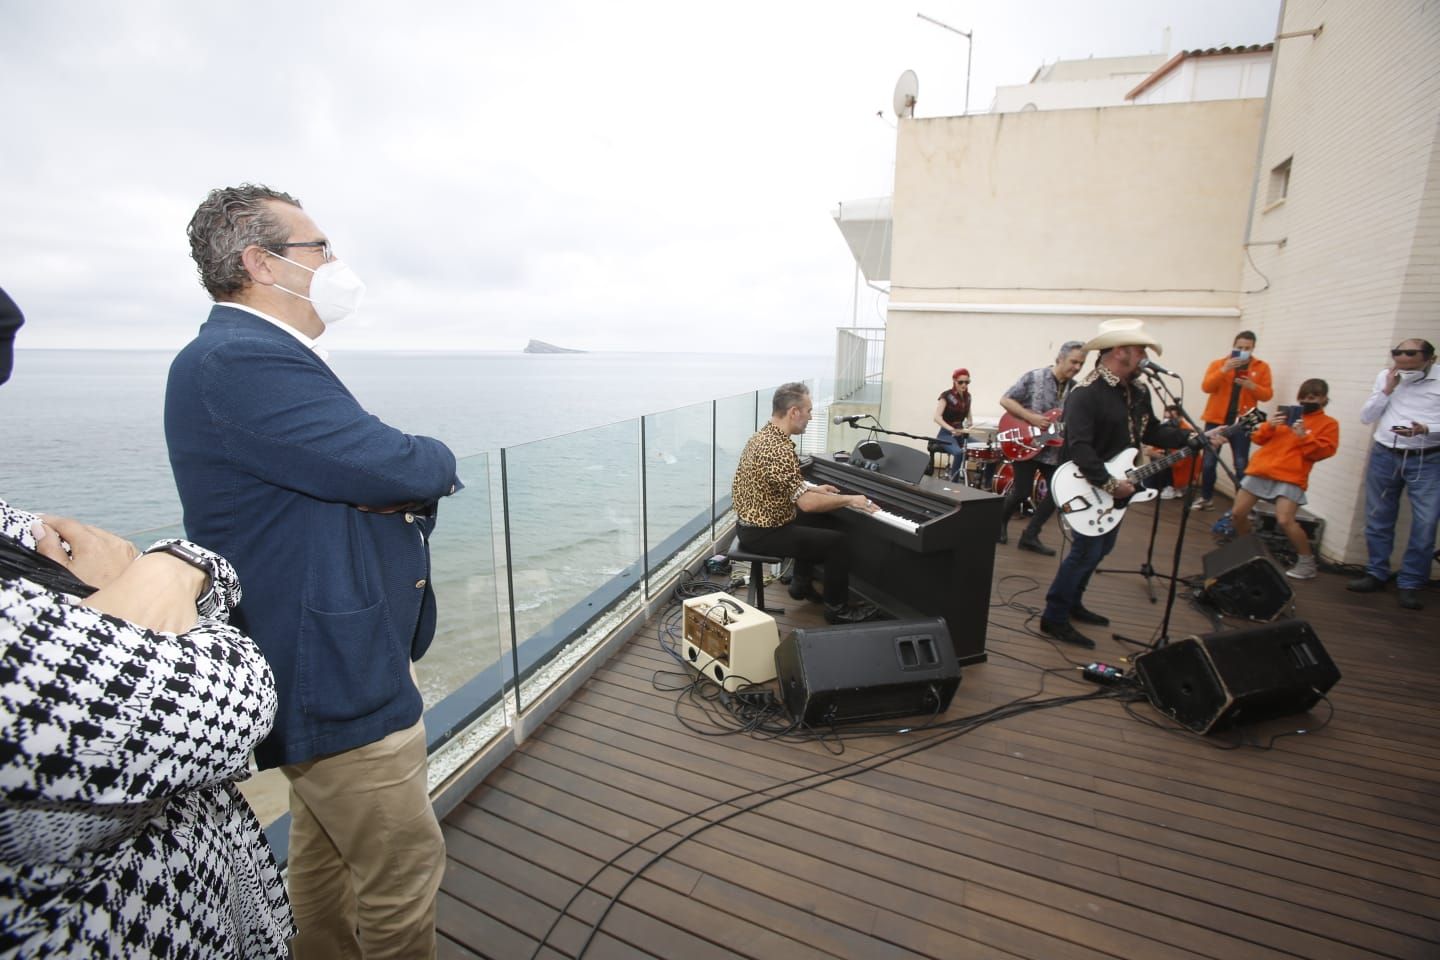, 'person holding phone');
1230,379,1339,580
1350,338,1440,610
1193,331,1273,510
